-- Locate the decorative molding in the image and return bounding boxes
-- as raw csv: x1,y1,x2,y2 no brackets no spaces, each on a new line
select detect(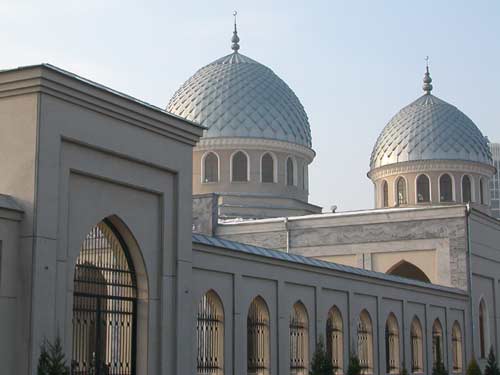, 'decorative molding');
195,137,316,162
368,160,496,180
